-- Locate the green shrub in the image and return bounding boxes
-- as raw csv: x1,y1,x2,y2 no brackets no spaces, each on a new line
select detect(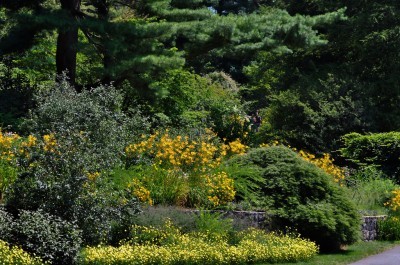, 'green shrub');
377,217,400,241
150,69,248,141
340,132,400,180
14,210,81,265
22,77,149,169
0,239,44,265
72,182,141,246
0,207,14,241
227,146,361,251
2,210,82,265
4,78,144,246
